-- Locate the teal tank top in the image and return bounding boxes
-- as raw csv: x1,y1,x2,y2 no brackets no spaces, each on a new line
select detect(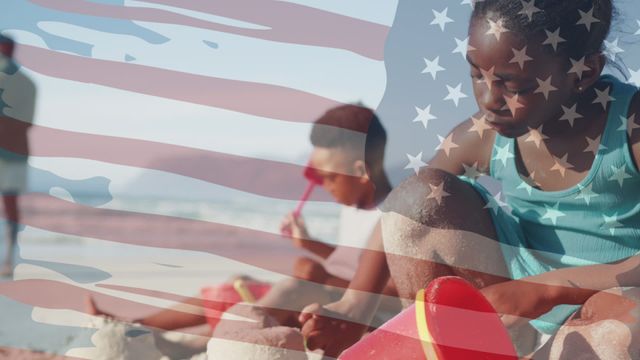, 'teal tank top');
491,75,640,270
487,75,640,333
